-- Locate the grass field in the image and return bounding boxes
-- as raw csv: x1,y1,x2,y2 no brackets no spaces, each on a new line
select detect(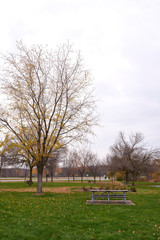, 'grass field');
0,181,160,240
